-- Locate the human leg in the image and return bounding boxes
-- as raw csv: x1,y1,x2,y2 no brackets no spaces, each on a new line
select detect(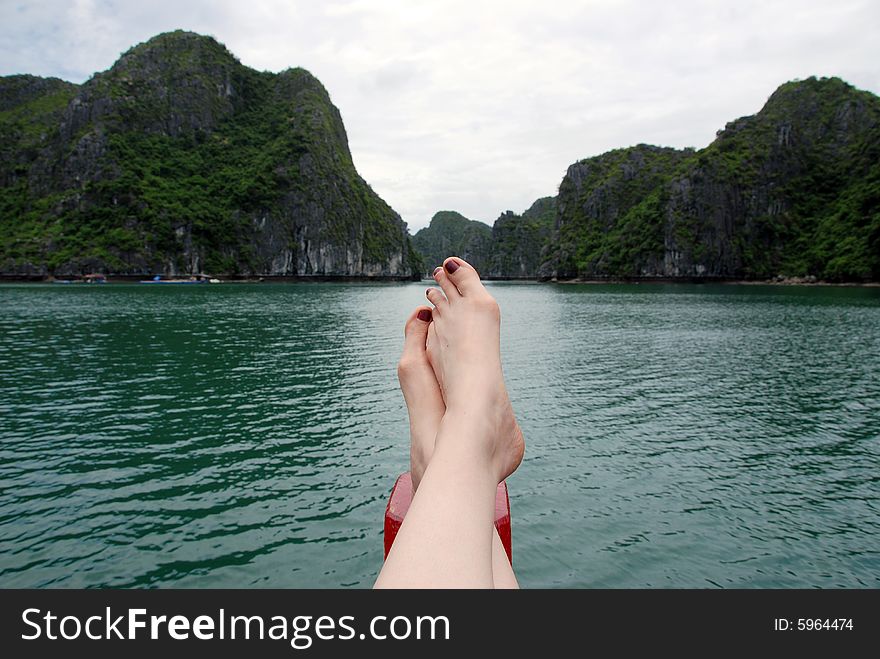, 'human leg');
394,304,520,588
374,257,524,588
